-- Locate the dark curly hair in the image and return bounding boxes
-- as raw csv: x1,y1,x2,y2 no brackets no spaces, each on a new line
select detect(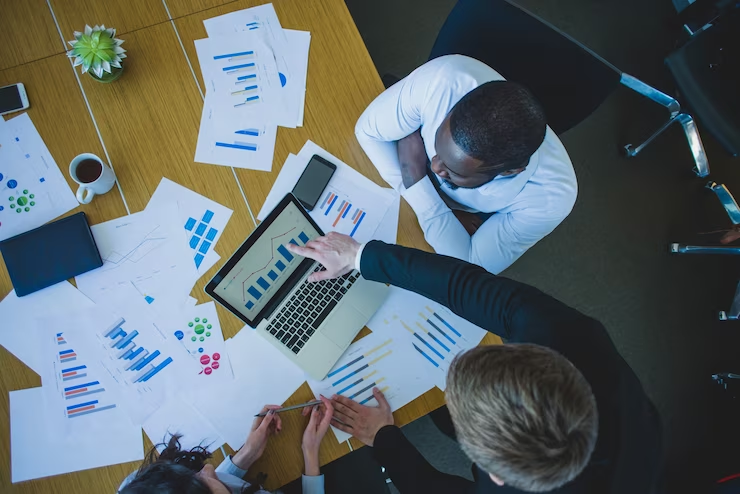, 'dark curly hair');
449,80,547,174
119,435,264,494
